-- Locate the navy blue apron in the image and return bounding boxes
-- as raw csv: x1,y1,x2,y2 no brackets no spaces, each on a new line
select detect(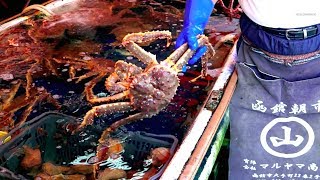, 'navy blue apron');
229,36,320,179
